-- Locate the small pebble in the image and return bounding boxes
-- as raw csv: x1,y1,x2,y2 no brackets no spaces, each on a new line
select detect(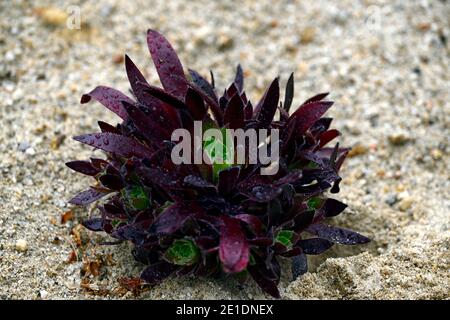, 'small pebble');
388,133,410,146
348,144,369,157
18,142,30,152
34,7,68,26
217,34,234,50
398,198,414,211
39,290,48,299
25,148,36,156
300,27,315,44
15,239,28,252
431,149,443,160
385,194,398,206
5,51,15,61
